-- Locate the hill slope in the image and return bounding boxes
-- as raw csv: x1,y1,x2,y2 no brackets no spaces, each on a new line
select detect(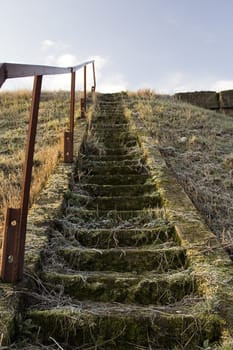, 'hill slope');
125,91,233,250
